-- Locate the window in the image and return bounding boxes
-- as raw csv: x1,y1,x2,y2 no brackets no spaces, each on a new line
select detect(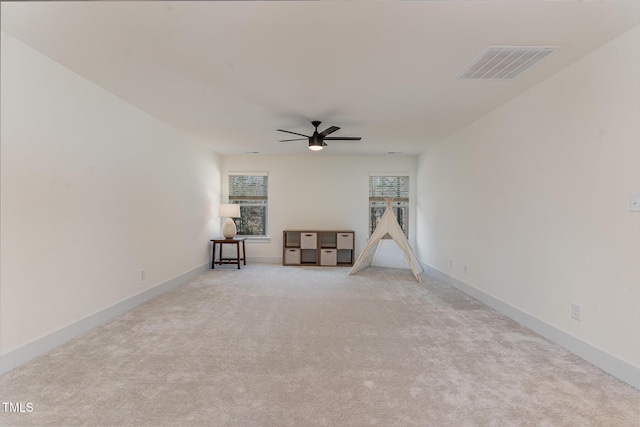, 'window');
229,173,268,237
369,174,409,237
